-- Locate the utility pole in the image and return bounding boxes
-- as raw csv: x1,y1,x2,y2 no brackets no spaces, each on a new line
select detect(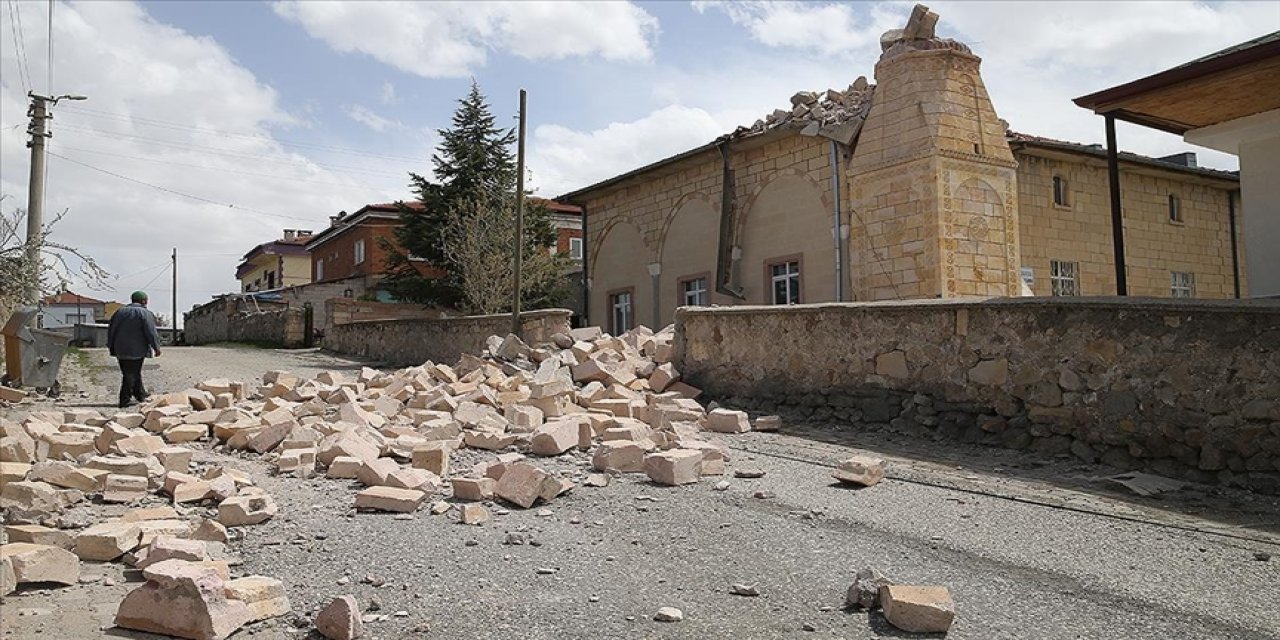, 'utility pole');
510,88,527,336
171,248,177,343
23,91,87,309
